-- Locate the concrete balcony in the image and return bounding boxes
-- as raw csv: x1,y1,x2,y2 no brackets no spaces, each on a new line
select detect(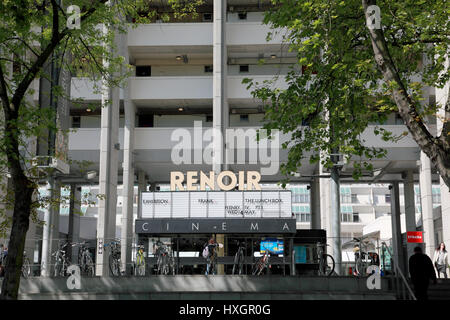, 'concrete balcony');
129,76,213,101
127,23,213,47
126,22,284,47
70,75,288,102
226,22,284,45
